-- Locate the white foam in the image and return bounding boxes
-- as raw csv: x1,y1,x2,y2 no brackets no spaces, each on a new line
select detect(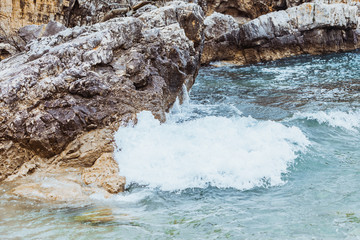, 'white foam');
114,111,309,191
294,110,360,131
